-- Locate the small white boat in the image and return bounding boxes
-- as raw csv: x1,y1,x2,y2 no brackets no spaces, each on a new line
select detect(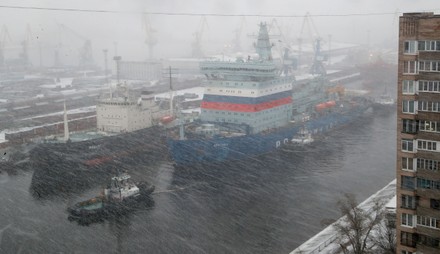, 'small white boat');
104,173,155,202
375,94,395,106
291,128,314,145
